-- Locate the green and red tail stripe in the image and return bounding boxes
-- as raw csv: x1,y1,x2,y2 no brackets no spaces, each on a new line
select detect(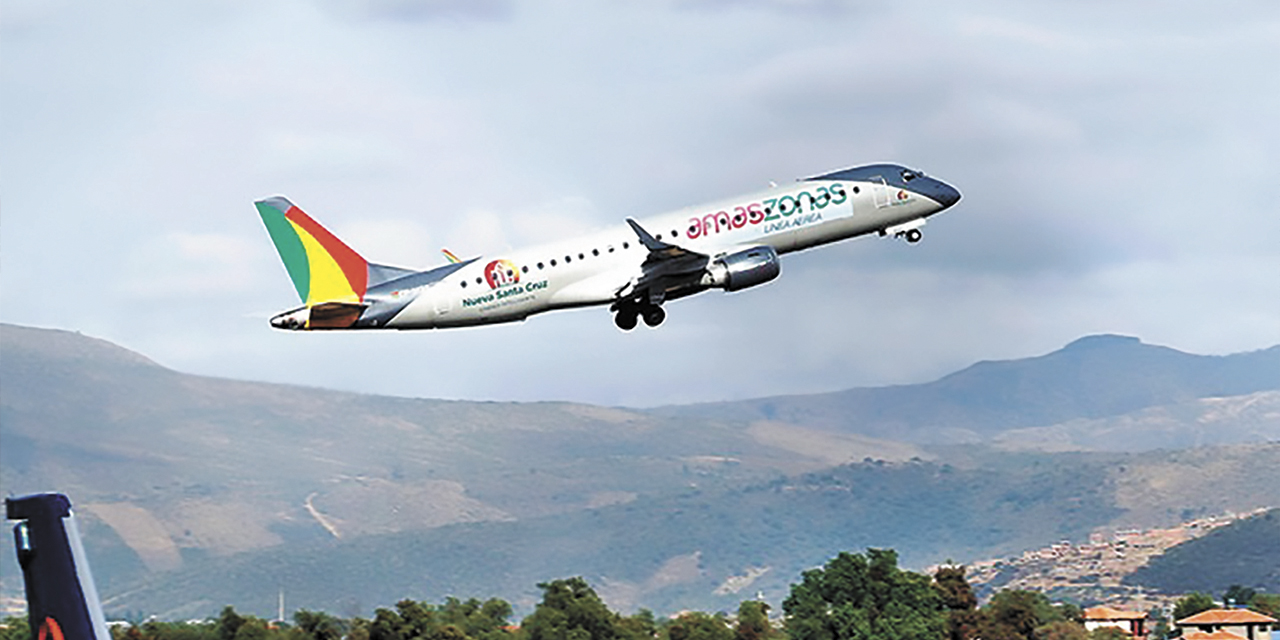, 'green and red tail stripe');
256,197,368,306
